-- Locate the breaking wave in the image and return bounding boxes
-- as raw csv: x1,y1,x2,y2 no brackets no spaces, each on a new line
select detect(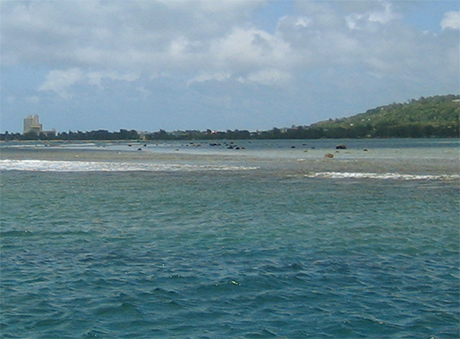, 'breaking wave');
0,160,258,172
305,171,460,181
